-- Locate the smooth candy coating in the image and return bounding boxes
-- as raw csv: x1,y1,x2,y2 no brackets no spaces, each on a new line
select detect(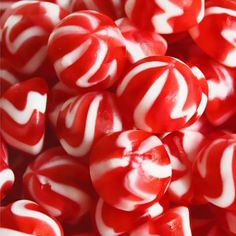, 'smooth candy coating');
0,199,64,235
23,147,93,224
0,77,48,155
1,1,67,75
71,0,126,20
116,56,202,133
48,10,127,90
57,91,122,157
90,130,171,211
125,0,204,34
128,206,192,236
162,130,204,204
189,0,236,67
193,133,236,211
116,17,167,64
